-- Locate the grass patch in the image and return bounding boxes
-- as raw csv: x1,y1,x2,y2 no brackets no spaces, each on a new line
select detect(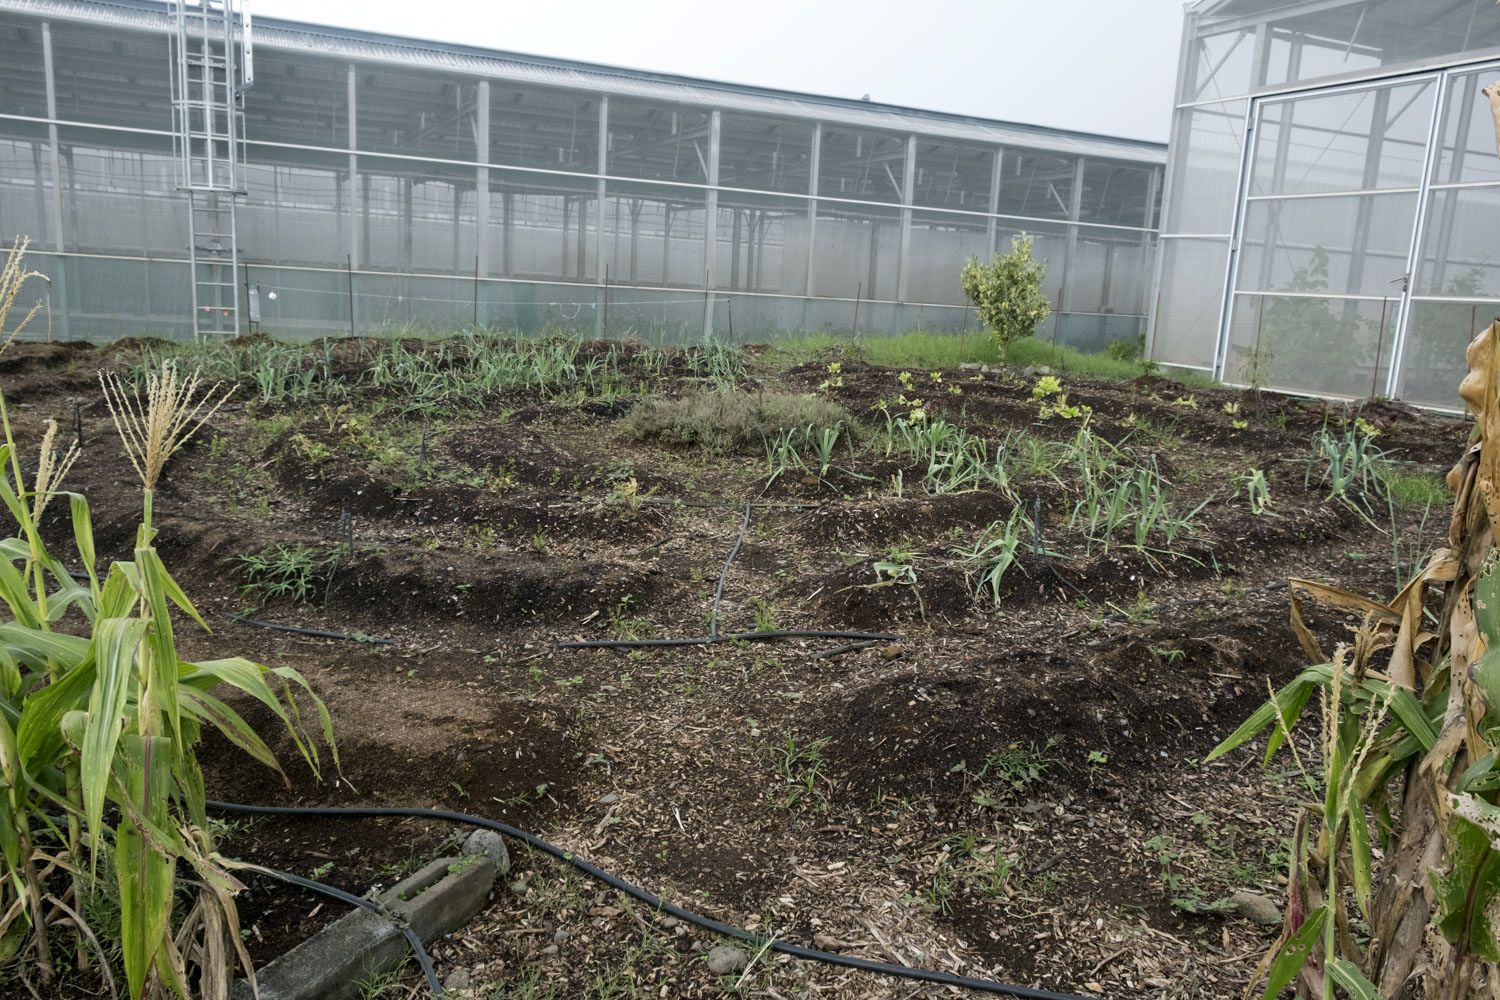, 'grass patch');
1381,466,1449,509
623,389,855,455
758,330,1219,387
